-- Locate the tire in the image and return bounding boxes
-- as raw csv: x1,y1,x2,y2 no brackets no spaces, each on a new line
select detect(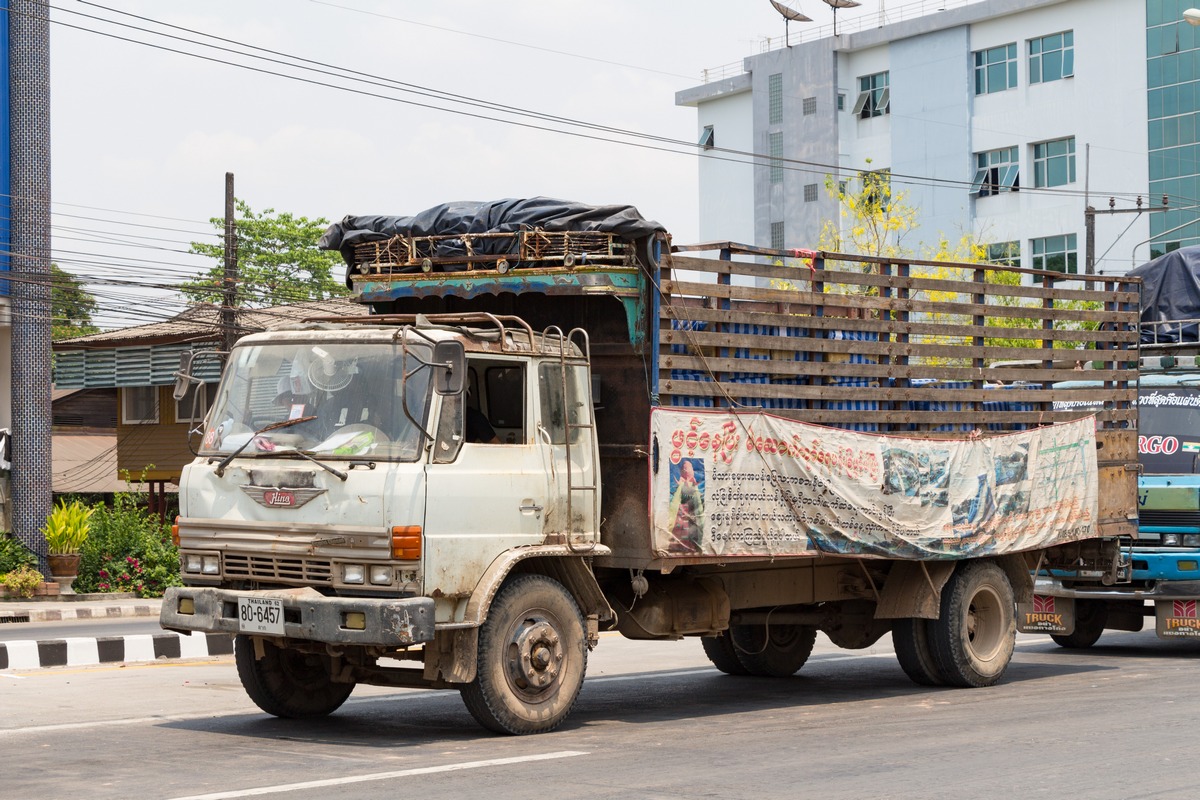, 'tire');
729,622,818,677
1050,599,1107,649
460,575,587,735
928,561,1016,688
701,631,750,676
234,635,355,719
892,618,945,687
